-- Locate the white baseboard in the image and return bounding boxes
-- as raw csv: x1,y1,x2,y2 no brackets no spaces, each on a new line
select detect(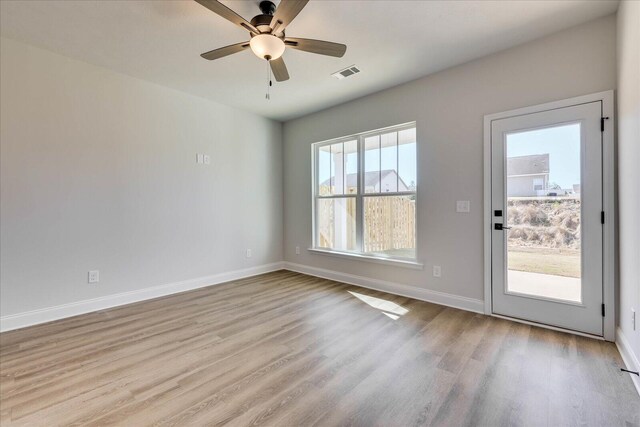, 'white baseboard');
616,327,640,396
283,262,484,314
0,262,285,333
